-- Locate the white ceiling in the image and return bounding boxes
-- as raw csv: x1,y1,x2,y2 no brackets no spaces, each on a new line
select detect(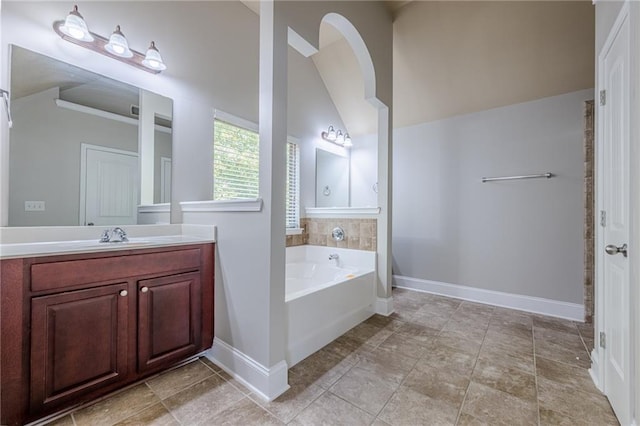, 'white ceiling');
11,46,141,117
